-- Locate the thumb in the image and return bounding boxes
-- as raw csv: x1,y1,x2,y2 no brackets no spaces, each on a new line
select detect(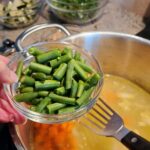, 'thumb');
0,60,18,84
